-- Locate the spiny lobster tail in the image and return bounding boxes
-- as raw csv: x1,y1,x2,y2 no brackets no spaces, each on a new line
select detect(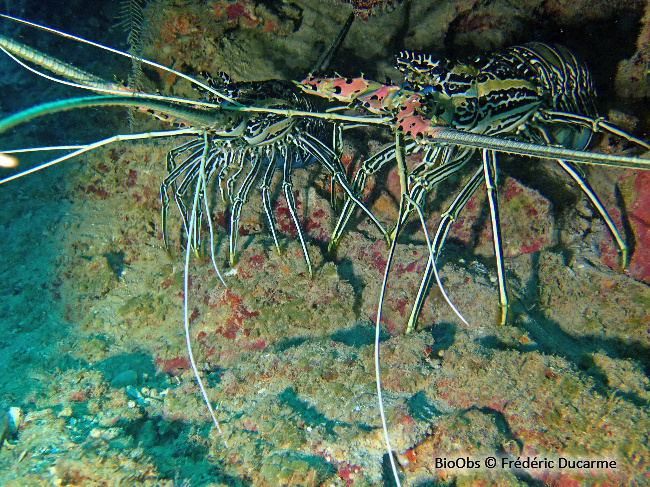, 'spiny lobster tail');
237,80,329,144
508,43,598,120
507,42,598,151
